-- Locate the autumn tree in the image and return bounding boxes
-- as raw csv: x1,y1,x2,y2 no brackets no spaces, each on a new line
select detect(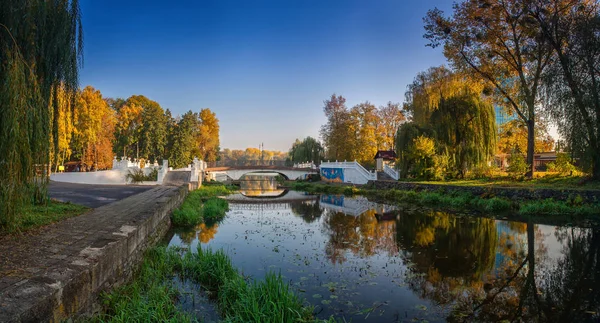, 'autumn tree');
72,86,116,170
195,108,220,162
527,0,600,178
51,86,75,171
0,0,83,227
113,102,143,158
377,102,406,150
320,94,356,161
350,102,380,164
424,1,554,178
497,119,555,155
